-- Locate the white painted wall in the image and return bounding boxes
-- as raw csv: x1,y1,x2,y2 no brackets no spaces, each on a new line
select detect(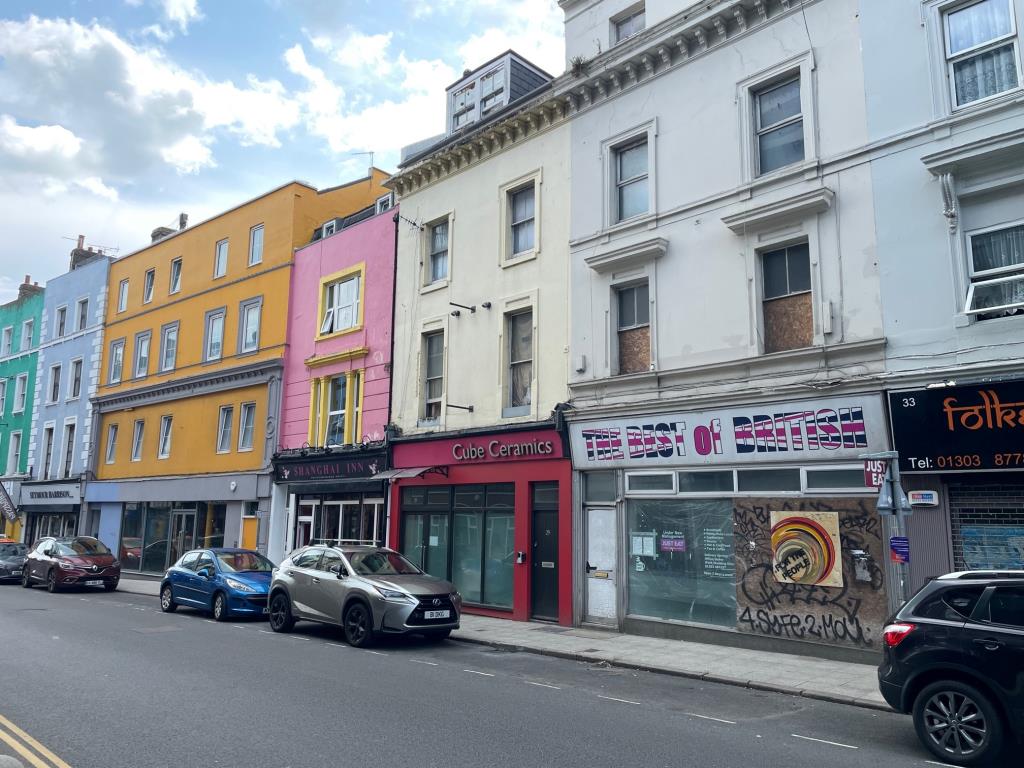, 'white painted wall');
391,121,572,434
